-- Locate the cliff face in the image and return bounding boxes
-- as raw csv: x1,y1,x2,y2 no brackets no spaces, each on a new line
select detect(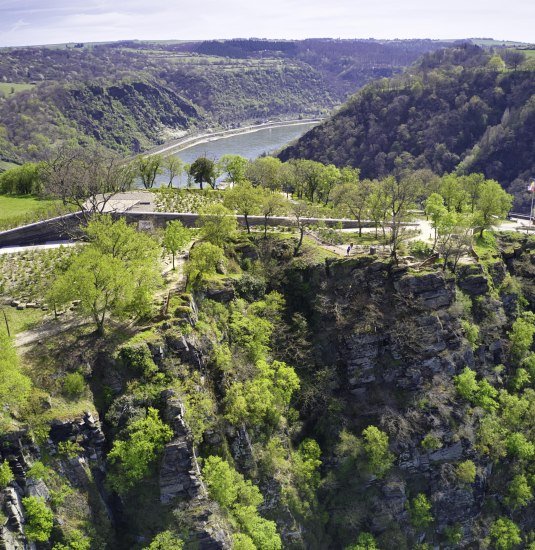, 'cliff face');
3,236,535,549
275,249,522,548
